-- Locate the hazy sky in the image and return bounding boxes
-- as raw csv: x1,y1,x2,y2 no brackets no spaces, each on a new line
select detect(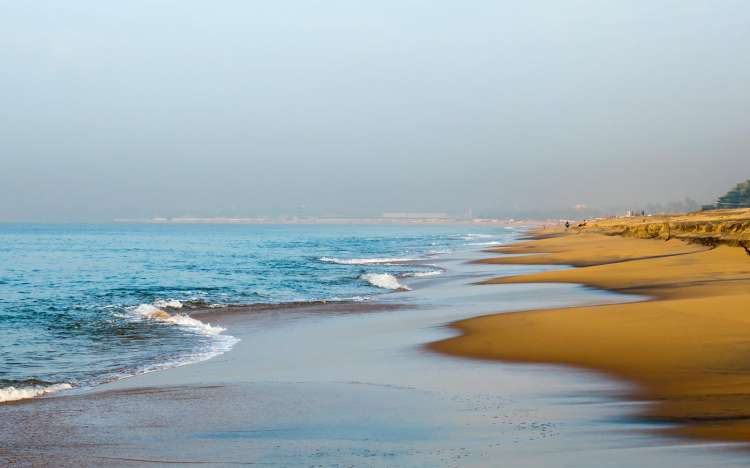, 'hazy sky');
2,1,750,220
